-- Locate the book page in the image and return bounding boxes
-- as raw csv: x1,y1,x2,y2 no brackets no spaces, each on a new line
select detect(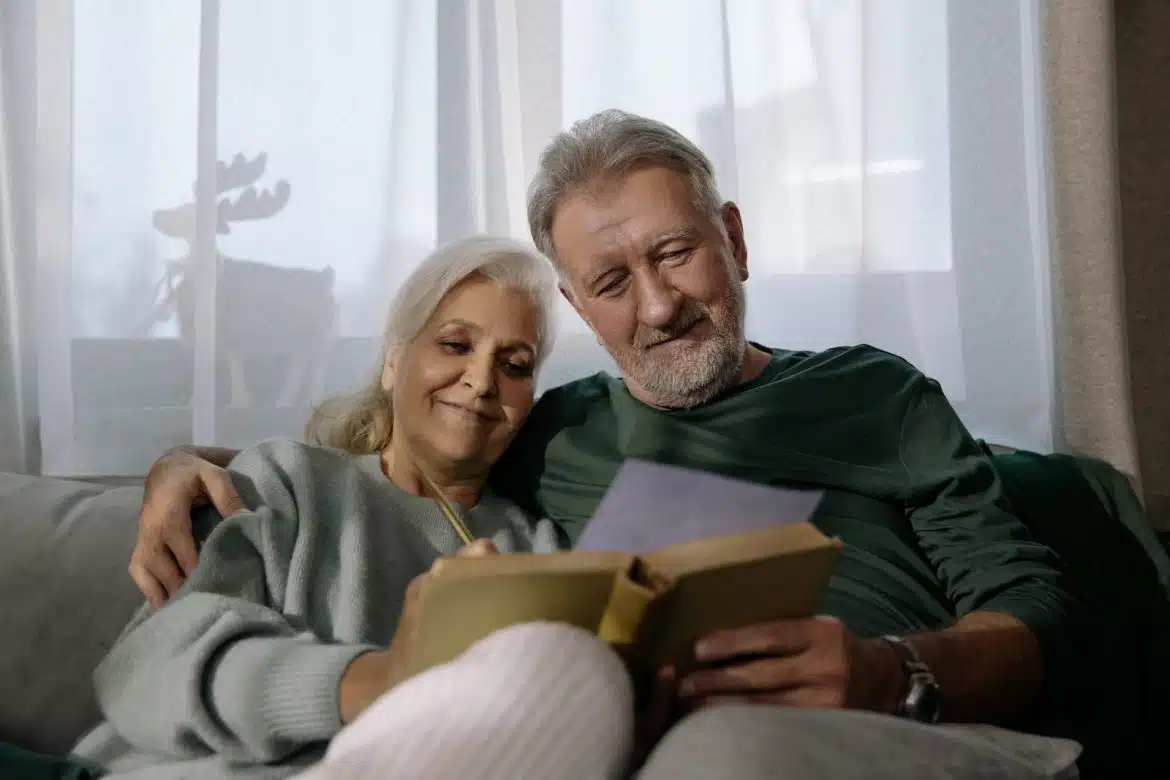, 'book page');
641,523,840,579
576,459,825,554
427,549,631,578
